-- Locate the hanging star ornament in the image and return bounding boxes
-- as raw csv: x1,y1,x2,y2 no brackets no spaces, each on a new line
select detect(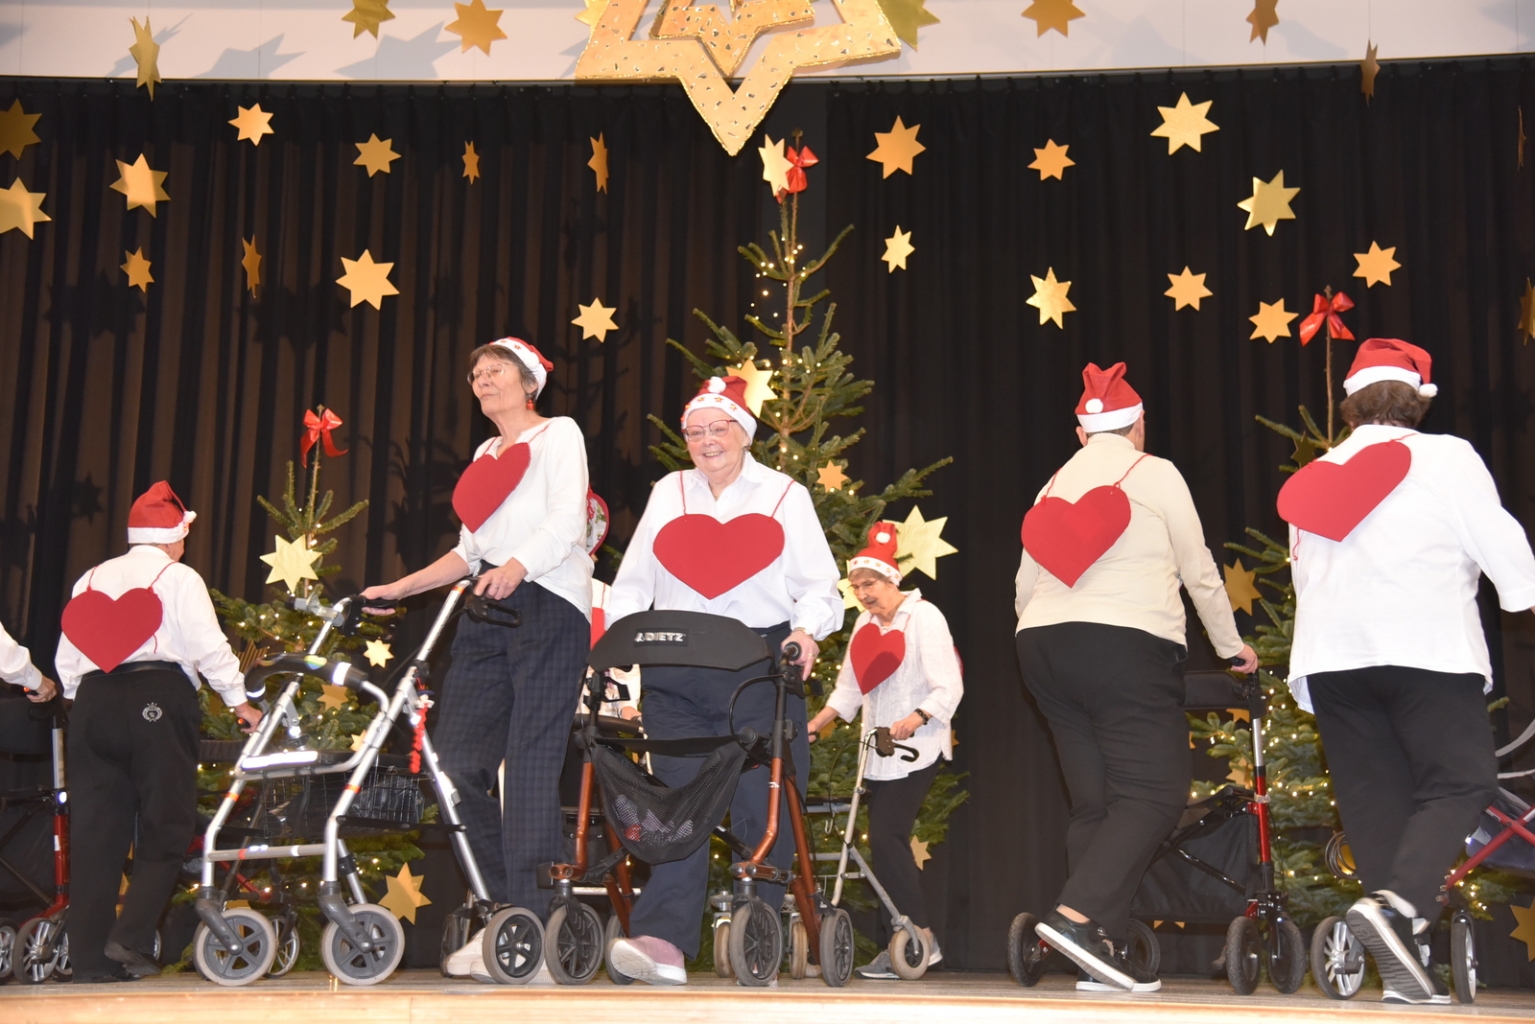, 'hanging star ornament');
462,141,480,182
1165,267,1212,311
882,226,915,272
447,0,508,55
129,17,162,99
1352,242,1400,288
110,154,170,217
337,250,399,310
378,864,433,924
589,134,610,193
121,248,153,292
1026,267,1075,328
1519,280,1535,344
895,506,957,580
1510,896,1535,960
876,0,939,48
0,179,50,238
1361,41,1380,101
364,640,394,667
1224,560,1262,615
572,298,619,342
760,136,794,196
1247,0,1279,44
241,237,261,294
1249,299,1297,342
354,134,400,177
867,117,925,178
1021,0,1084,37
1029,140,1074,180
0,100,41,160
730,360,776,415
1150,93,1219,154
229,104,274,146
817,463,848,491
1237,171,1299,235
318,684,350,711
343,0,396,38
910,837,932,870
261,535,321,592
